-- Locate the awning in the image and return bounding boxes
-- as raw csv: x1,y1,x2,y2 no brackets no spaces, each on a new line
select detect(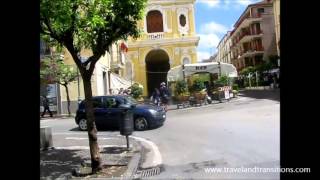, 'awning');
110,73,132,93
167,62,238,82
